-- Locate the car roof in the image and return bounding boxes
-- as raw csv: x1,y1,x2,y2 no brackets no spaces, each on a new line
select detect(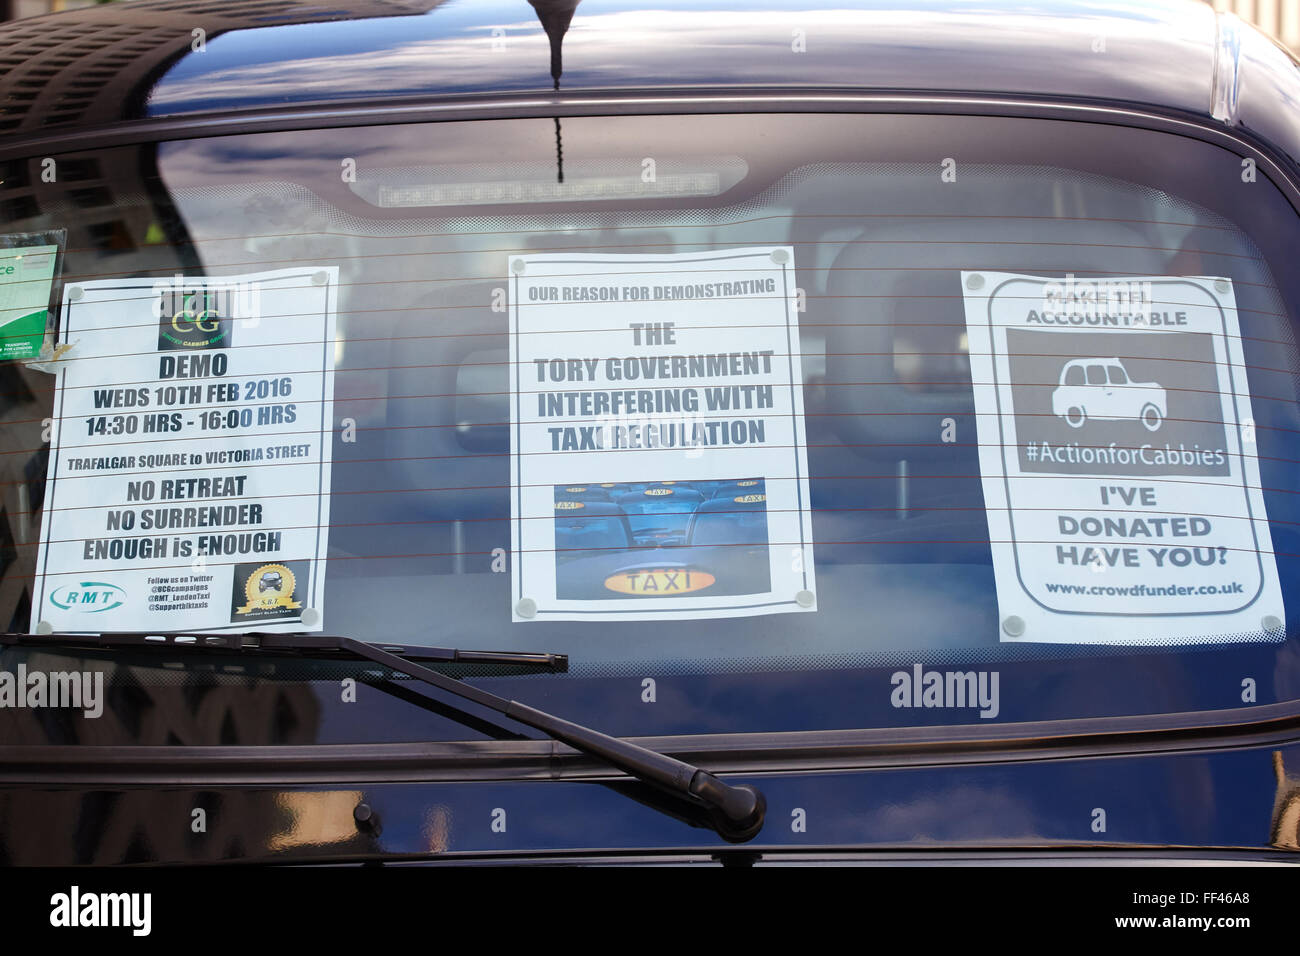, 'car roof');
0,0,1297,170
